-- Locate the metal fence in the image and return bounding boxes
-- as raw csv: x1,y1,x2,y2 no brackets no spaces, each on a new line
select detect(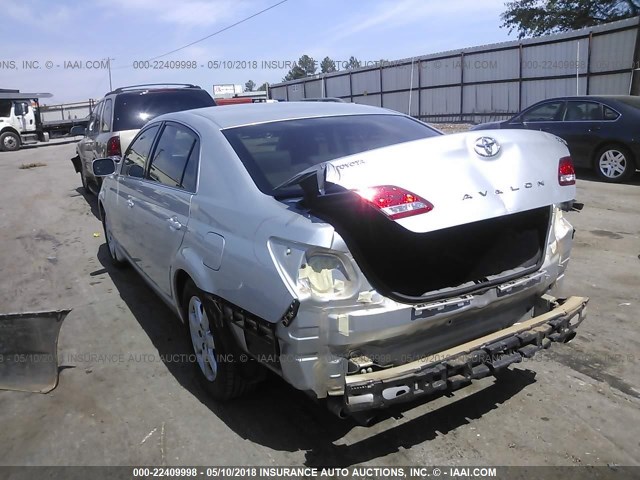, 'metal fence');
269,17,640,123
